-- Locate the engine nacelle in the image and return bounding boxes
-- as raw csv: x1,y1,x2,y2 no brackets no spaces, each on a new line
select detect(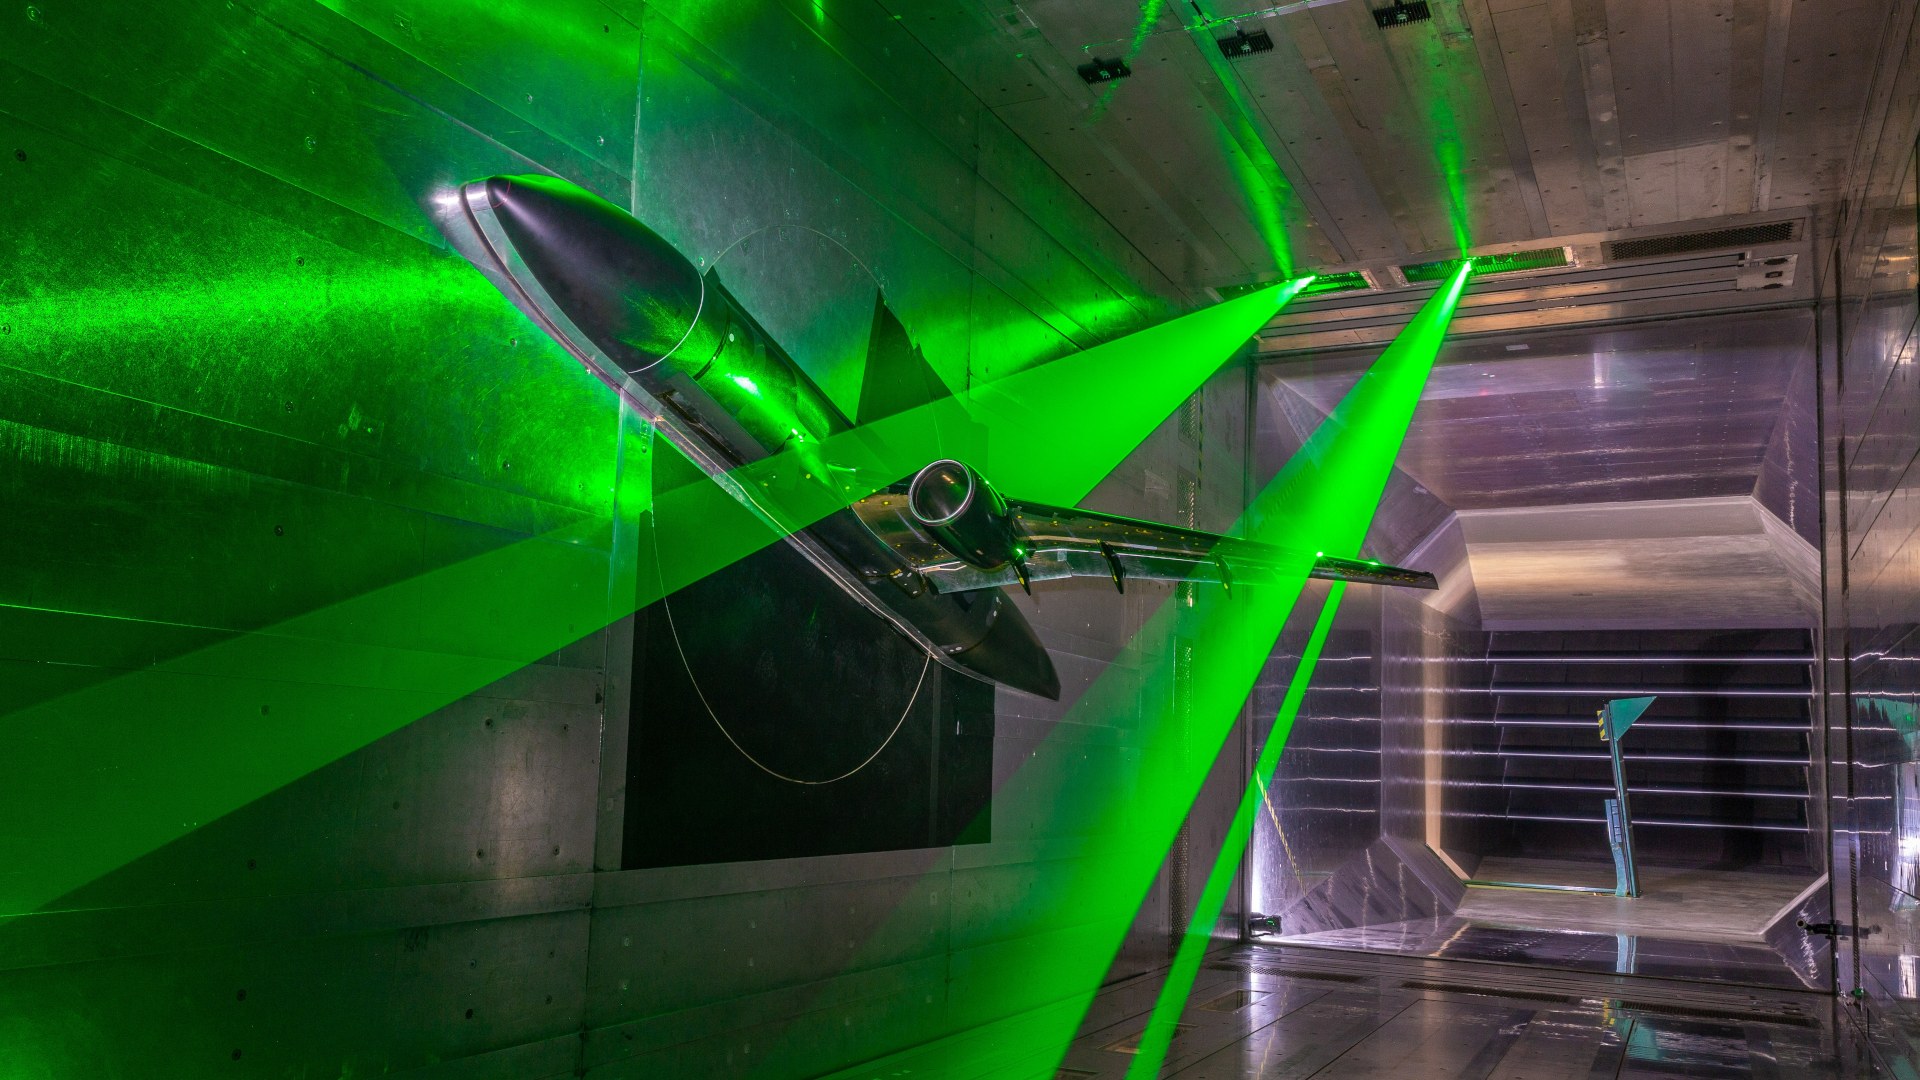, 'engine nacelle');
907,459,1025,570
